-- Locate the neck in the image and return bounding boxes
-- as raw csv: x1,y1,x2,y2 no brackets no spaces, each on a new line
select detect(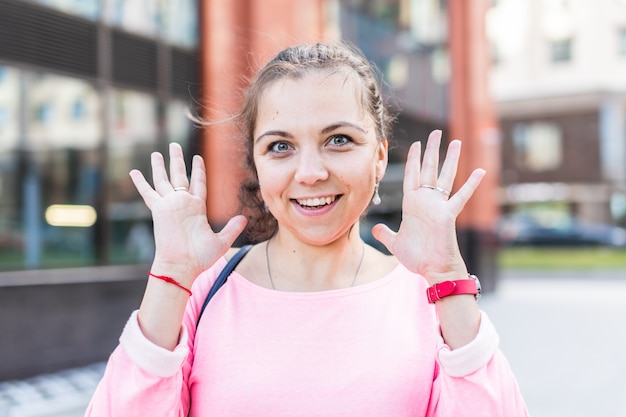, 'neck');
266,229,365,292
